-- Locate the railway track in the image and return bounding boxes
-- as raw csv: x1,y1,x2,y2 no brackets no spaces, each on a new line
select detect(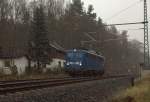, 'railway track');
0,75,132,95
0,76,71,84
